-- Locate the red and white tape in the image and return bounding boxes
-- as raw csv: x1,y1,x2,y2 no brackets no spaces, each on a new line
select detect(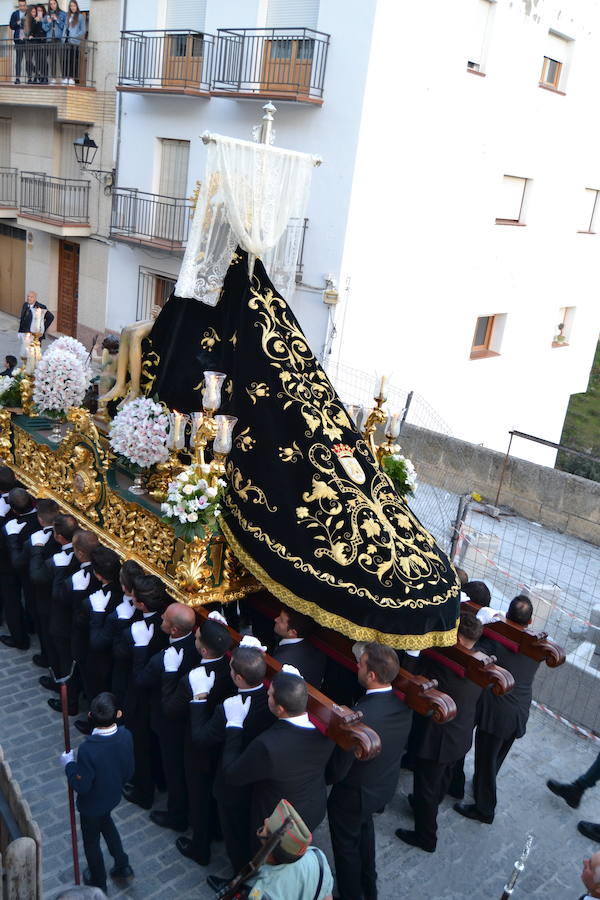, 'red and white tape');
532,700,600,746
